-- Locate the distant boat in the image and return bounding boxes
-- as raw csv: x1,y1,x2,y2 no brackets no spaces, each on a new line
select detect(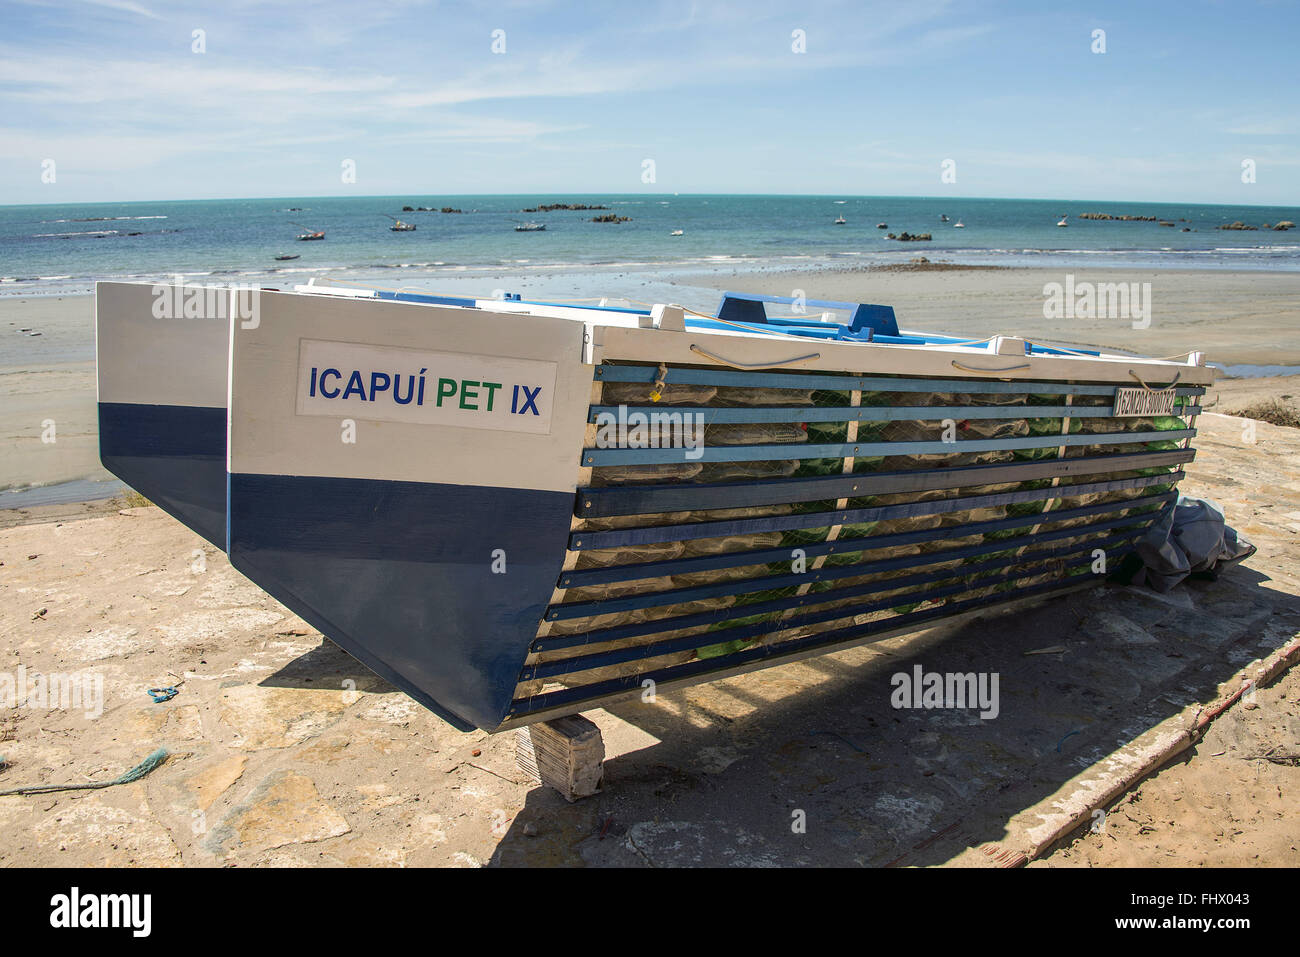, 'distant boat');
514,221,546,232
1057,216,1068,227
274,254,300,261
670,229,684,236
834,200,847,204
953,220,965,228
386,215,417,232
834,215,846,225
291,221,325,241
876,223,888,229
940,214,950,222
